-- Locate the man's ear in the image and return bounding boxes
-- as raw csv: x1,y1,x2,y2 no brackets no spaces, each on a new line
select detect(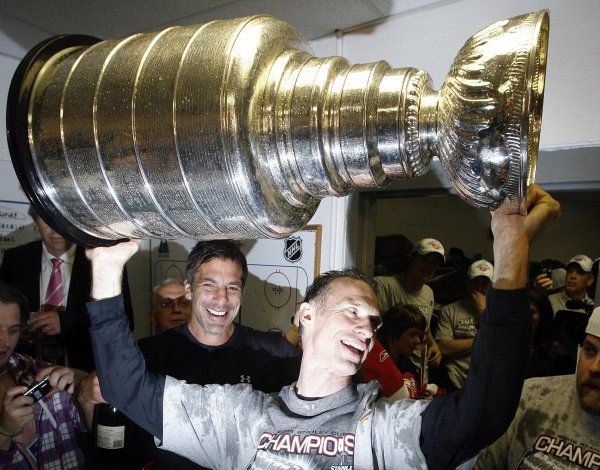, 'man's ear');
184,281,192,299
586,274,595,288
297,302,313,329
